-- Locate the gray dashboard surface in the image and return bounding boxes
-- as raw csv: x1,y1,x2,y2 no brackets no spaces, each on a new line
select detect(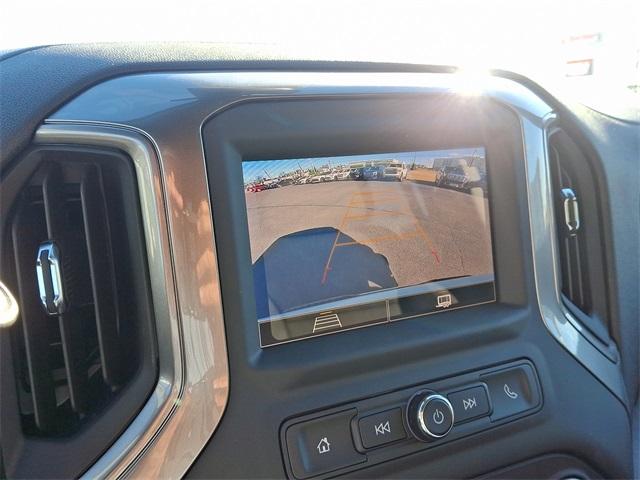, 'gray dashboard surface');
0,42,458,170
